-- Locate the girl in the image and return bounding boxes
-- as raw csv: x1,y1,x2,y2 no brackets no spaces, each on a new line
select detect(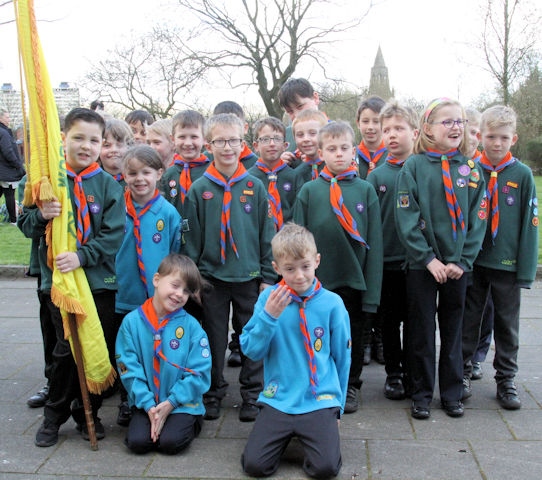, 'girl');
114,145,182,426
146,119,175,170
100,119,134,187
115,253,211,454
394,98,486,420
